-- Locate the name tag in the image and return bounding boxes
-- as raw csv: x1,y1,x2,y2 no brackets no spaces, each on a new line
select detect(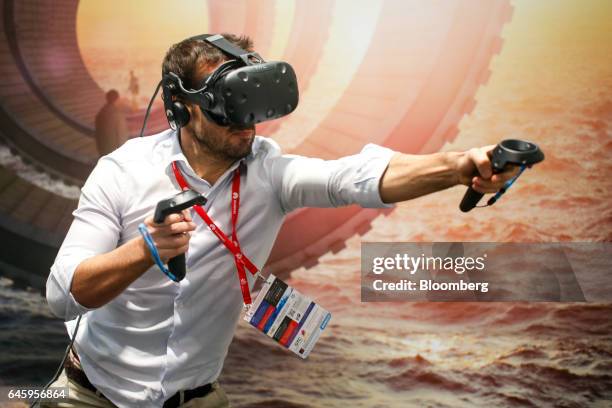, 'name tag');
244,274,332,359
